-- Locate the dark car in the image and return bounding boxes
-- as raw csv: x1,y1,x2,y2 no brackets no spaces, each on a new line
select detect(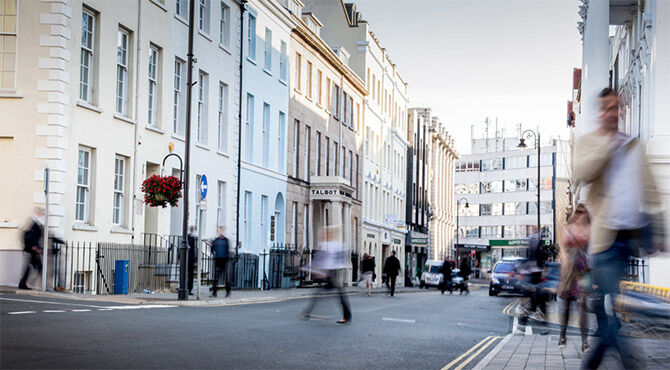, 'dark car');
489,258,526,296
